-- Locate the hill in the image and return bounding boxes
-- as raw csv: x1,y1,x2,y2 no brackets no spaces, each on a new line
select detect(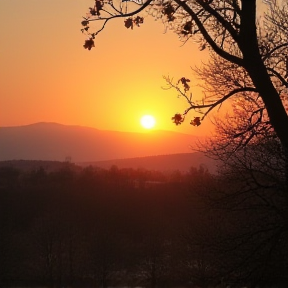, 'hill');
81,152,217,173
0,122,204,162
